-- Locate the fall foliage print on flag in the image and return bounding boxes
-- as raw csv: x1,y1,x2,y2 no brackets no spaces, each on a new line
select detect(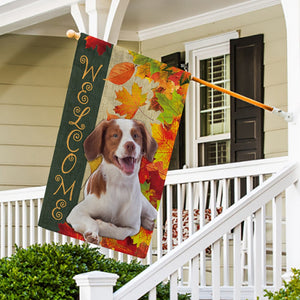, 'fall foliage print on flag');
39,33,191,258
